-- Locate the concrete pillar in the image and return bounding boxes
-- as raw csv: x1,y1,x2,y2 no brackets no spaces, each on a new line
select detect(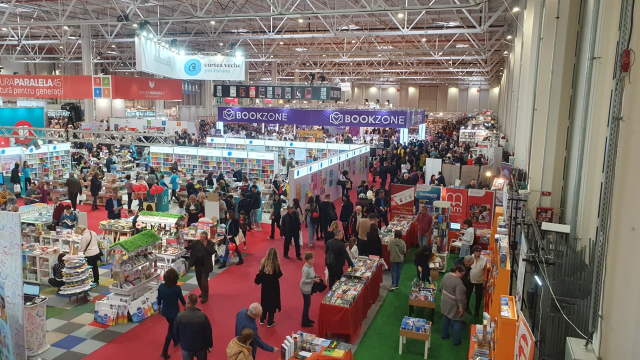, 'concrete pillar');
526,0,581,216
244,61,250,83
294,69,299,83
204,81,214,116
271,61,277,83
81,24,94,122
